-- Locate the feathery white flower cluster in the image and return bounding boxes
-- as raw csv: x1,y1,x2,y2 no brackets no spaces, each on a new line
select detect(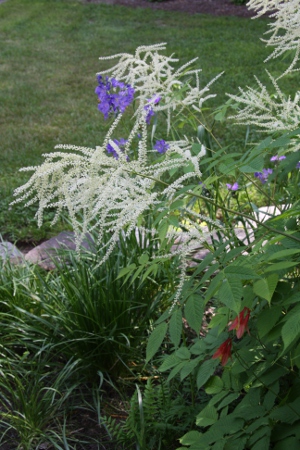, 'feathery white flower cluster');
248,0,300,75
228,73,300,150
12,44,220,265
228,1,300,144
99,43,221,133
